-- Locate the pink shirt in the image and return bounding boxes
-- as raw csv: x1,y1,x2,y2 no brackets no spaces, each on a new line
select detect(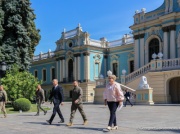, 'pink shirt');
103,82,124,102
